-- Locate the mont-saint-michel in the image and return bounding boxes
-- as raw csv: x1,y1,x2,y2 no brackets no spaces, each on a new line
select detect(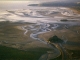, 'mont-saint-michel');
0,0,80,60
